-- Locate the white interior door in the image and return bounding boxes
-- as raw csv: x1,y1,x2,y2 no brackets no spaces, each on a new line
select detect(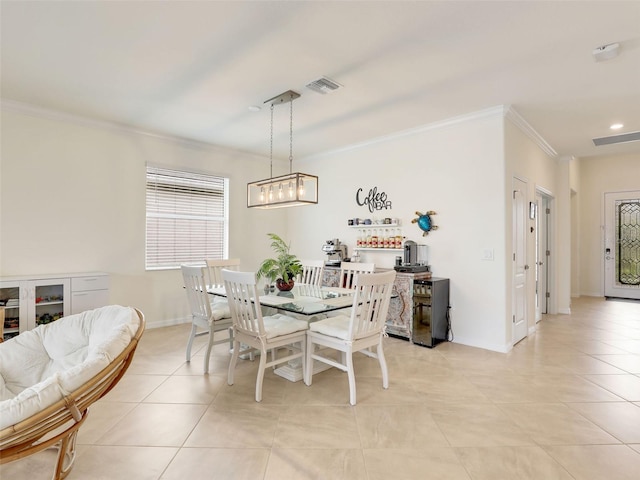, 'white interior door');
512,177,528,344
604,190,640,299
535,193,550,321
